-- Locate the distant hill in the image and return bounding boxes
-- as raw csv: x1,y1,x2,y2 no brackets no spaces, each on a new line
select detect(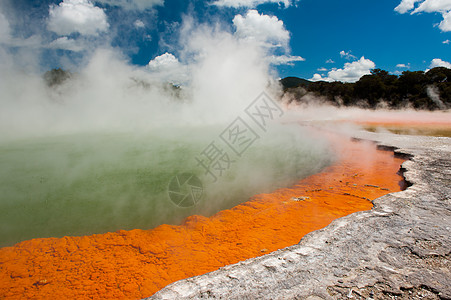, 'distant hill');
280,68,451,110
280,77,311,90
